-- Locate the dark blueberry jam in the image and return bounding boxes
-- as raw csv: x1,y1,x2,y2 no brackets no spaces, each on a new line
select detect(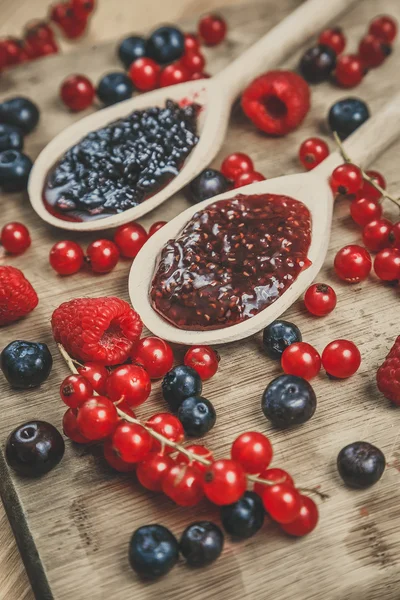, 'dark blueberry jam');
44,100,199,221
151,194,312,330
